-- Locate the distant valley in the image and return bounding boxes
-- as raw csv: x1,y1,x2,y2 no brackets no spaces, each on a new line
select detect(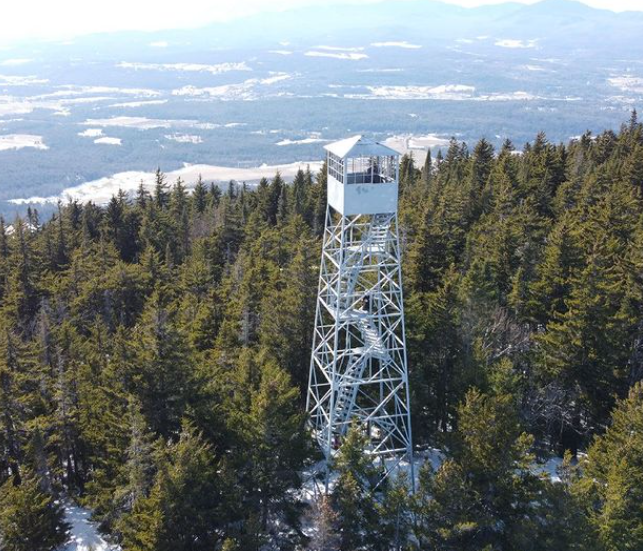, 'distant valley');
0,0,641,216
